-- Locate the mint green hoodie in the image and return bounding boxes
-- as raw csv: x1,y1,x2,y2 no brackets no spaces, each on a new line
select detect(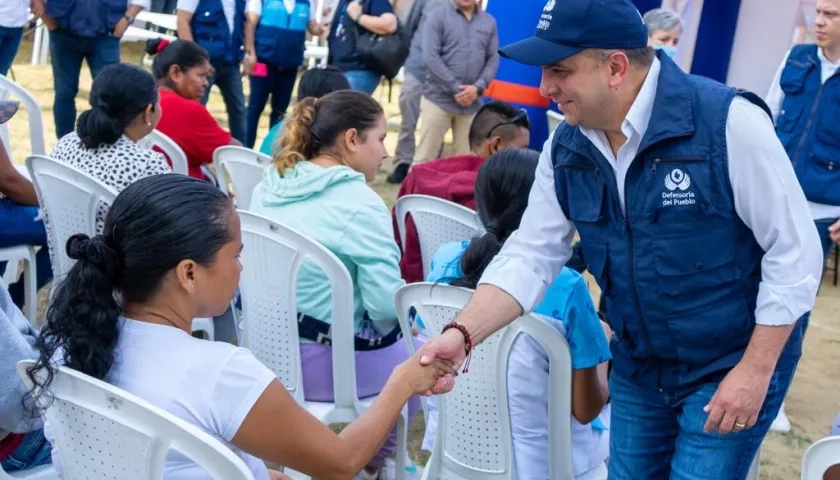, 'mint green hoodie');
249,162,405,339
